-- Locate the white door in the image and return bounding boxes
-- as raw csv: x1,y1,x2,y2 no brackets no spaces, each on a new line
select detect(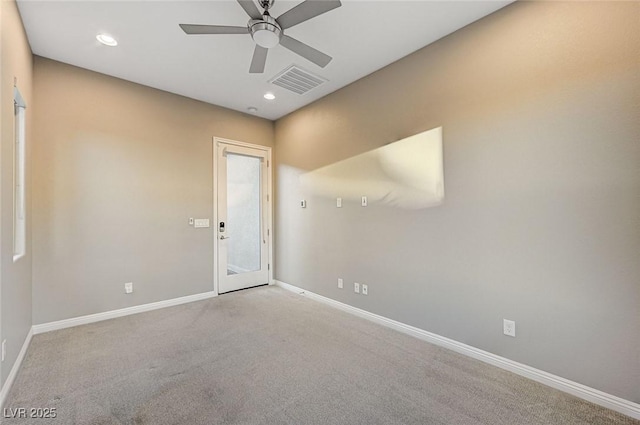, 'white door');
216,141,270,294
